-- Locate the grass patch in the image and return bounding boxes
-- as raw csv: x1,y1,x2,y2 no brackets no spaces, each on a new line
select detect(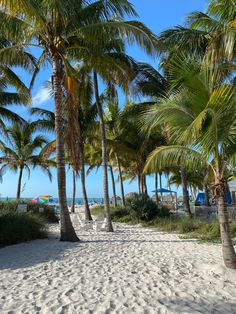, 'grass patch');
146,217,236,243
91,205,236,244
91,205,135,223
0,212,47,246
